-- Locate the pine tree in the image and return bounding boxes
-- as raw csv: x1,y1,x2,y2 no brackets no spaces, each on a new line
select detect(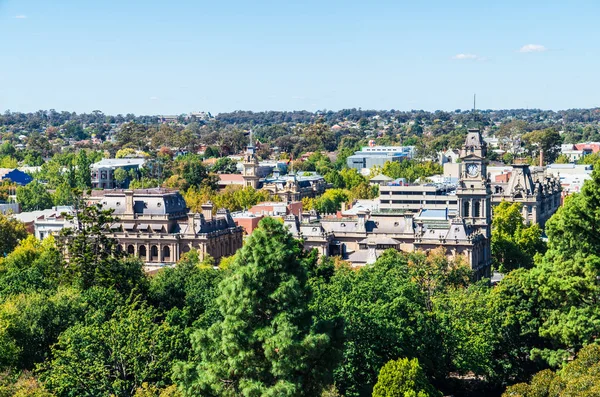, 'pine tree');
174,217,340,396
60,202,146,295
75,150,92,189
